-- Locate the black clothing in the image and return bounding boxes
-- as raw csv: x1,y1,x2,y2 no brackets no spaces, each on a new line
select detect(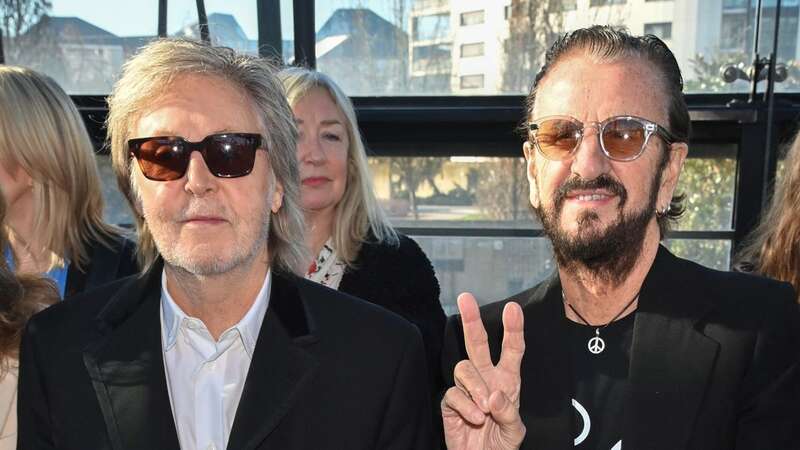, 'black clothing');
442,246,800,449
339,234,446,397
19,259,434,450
568,313,634,449
64,233,138,298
